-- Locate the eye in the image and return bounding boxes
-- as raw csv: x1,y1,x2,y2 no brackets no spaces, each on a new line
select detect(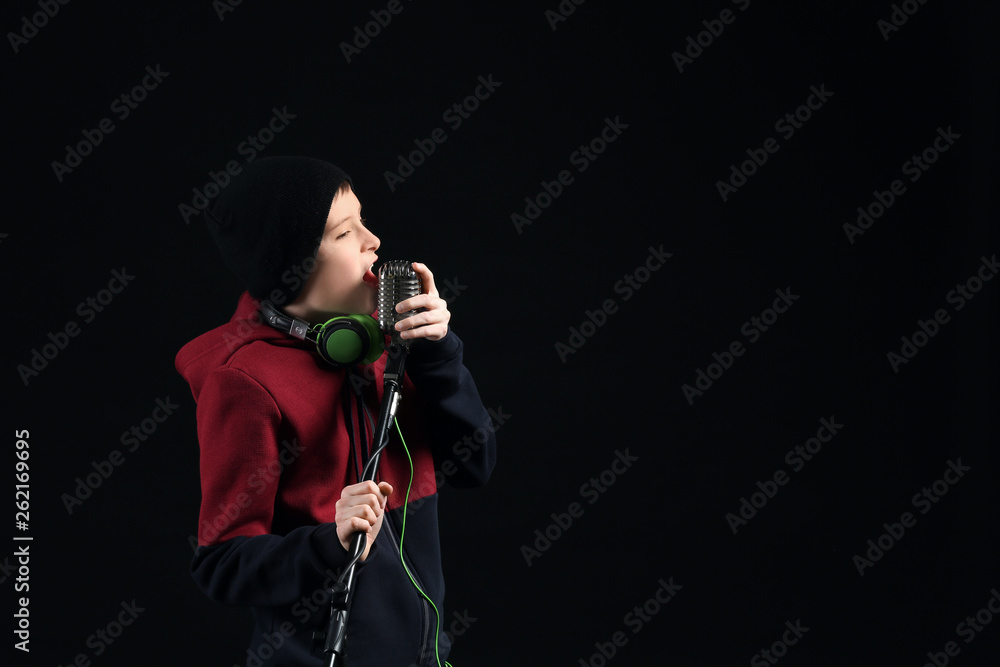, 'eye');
335,217,367,240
